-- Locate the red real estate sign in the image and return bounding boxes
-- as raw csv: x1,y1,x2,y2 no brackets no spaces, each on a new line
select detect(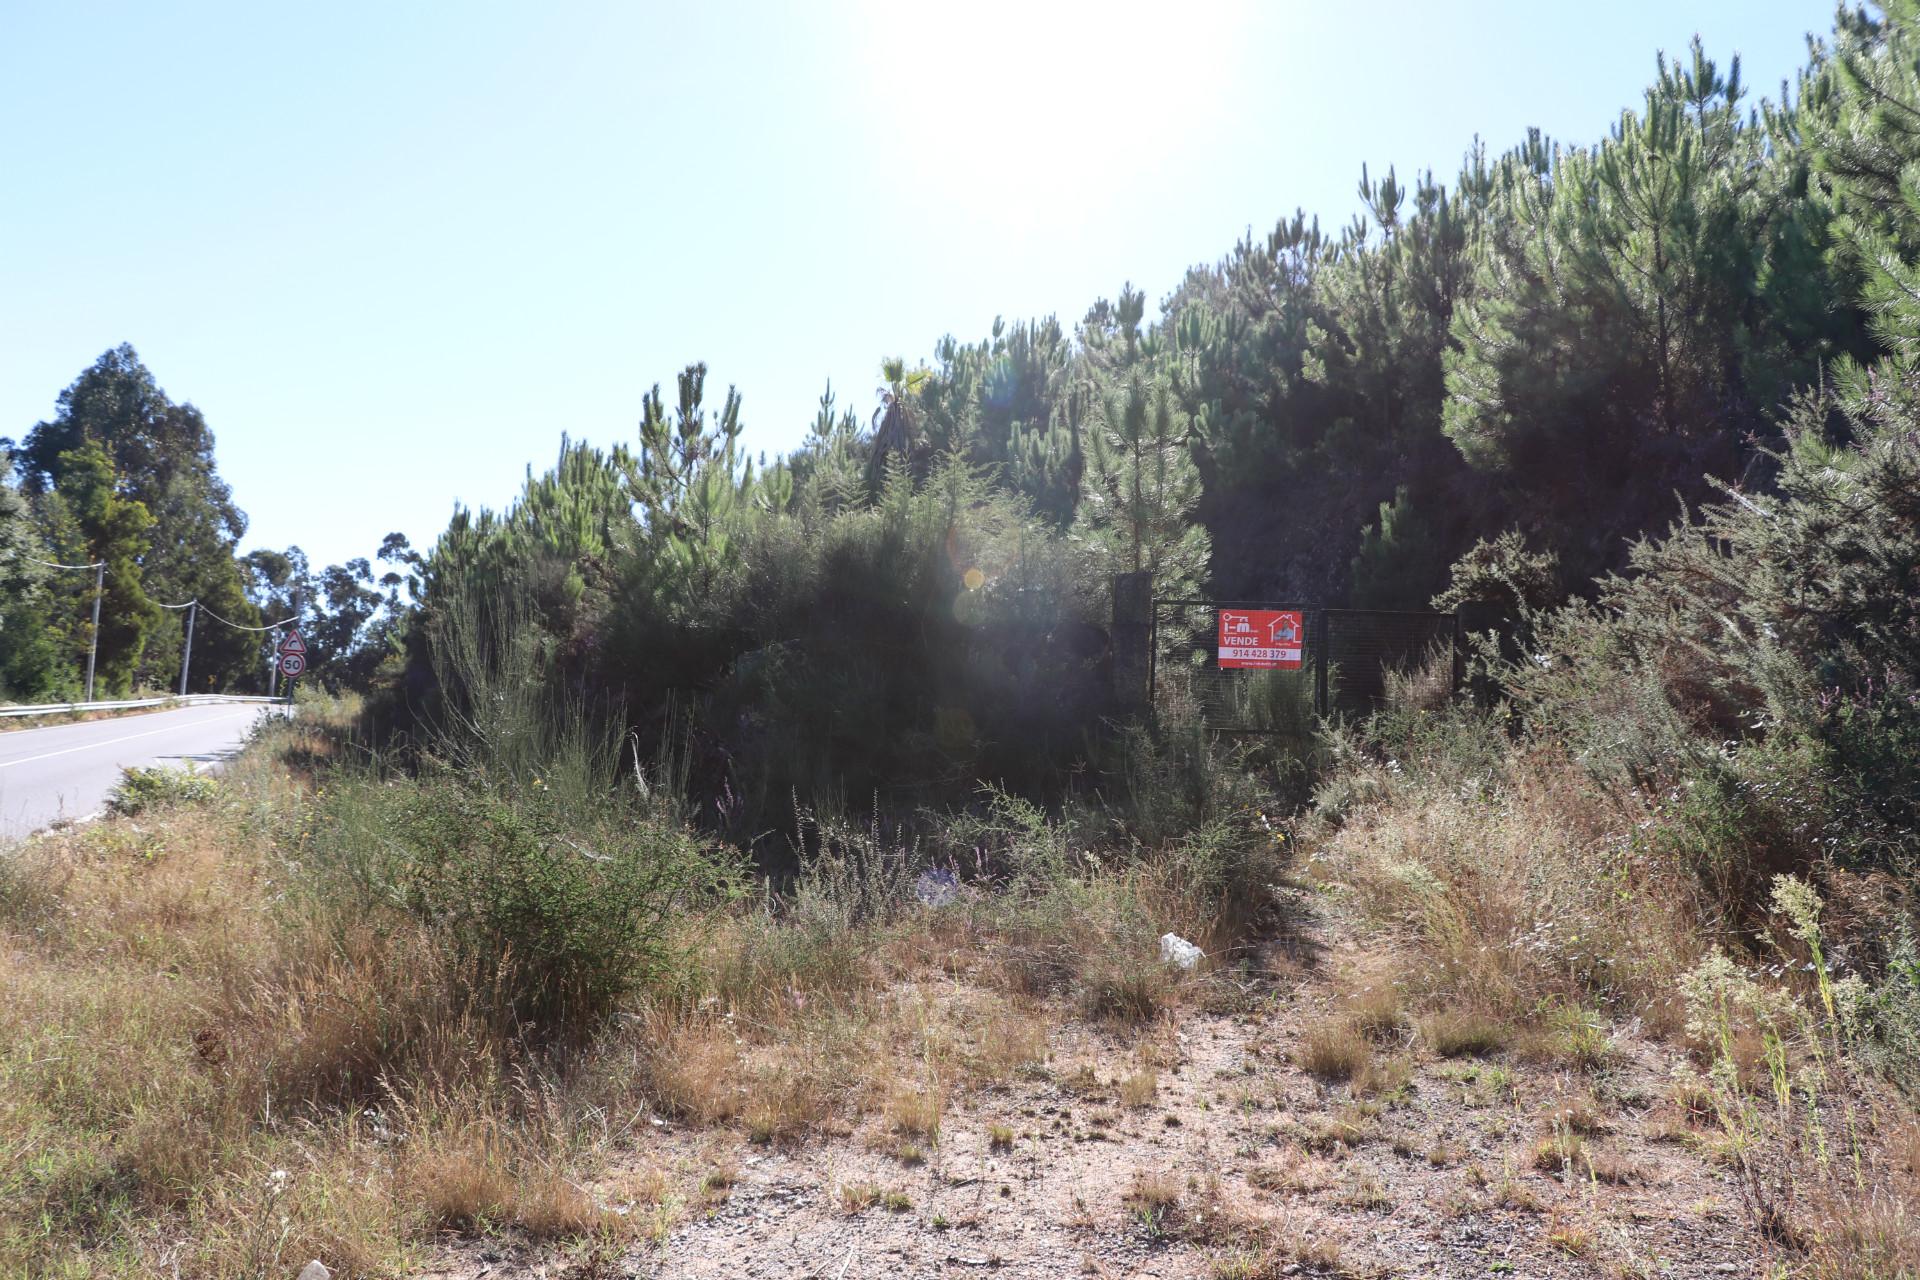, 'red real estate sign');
1217,609,1305,670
